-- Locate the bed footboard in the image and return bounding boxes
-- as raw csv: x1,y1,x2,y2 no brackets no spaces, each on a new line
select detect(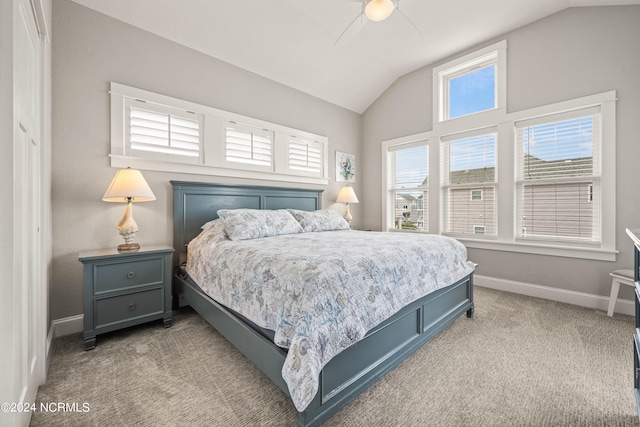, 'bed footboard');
297,273,473,427
175,271,473,427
